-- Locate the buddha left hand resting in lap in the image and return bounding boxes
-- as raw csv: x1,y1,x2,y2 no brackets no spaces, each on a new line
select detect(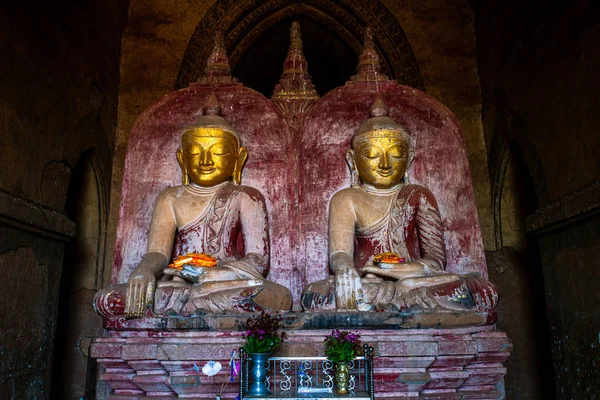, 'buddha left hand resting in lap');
94,94,292,318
